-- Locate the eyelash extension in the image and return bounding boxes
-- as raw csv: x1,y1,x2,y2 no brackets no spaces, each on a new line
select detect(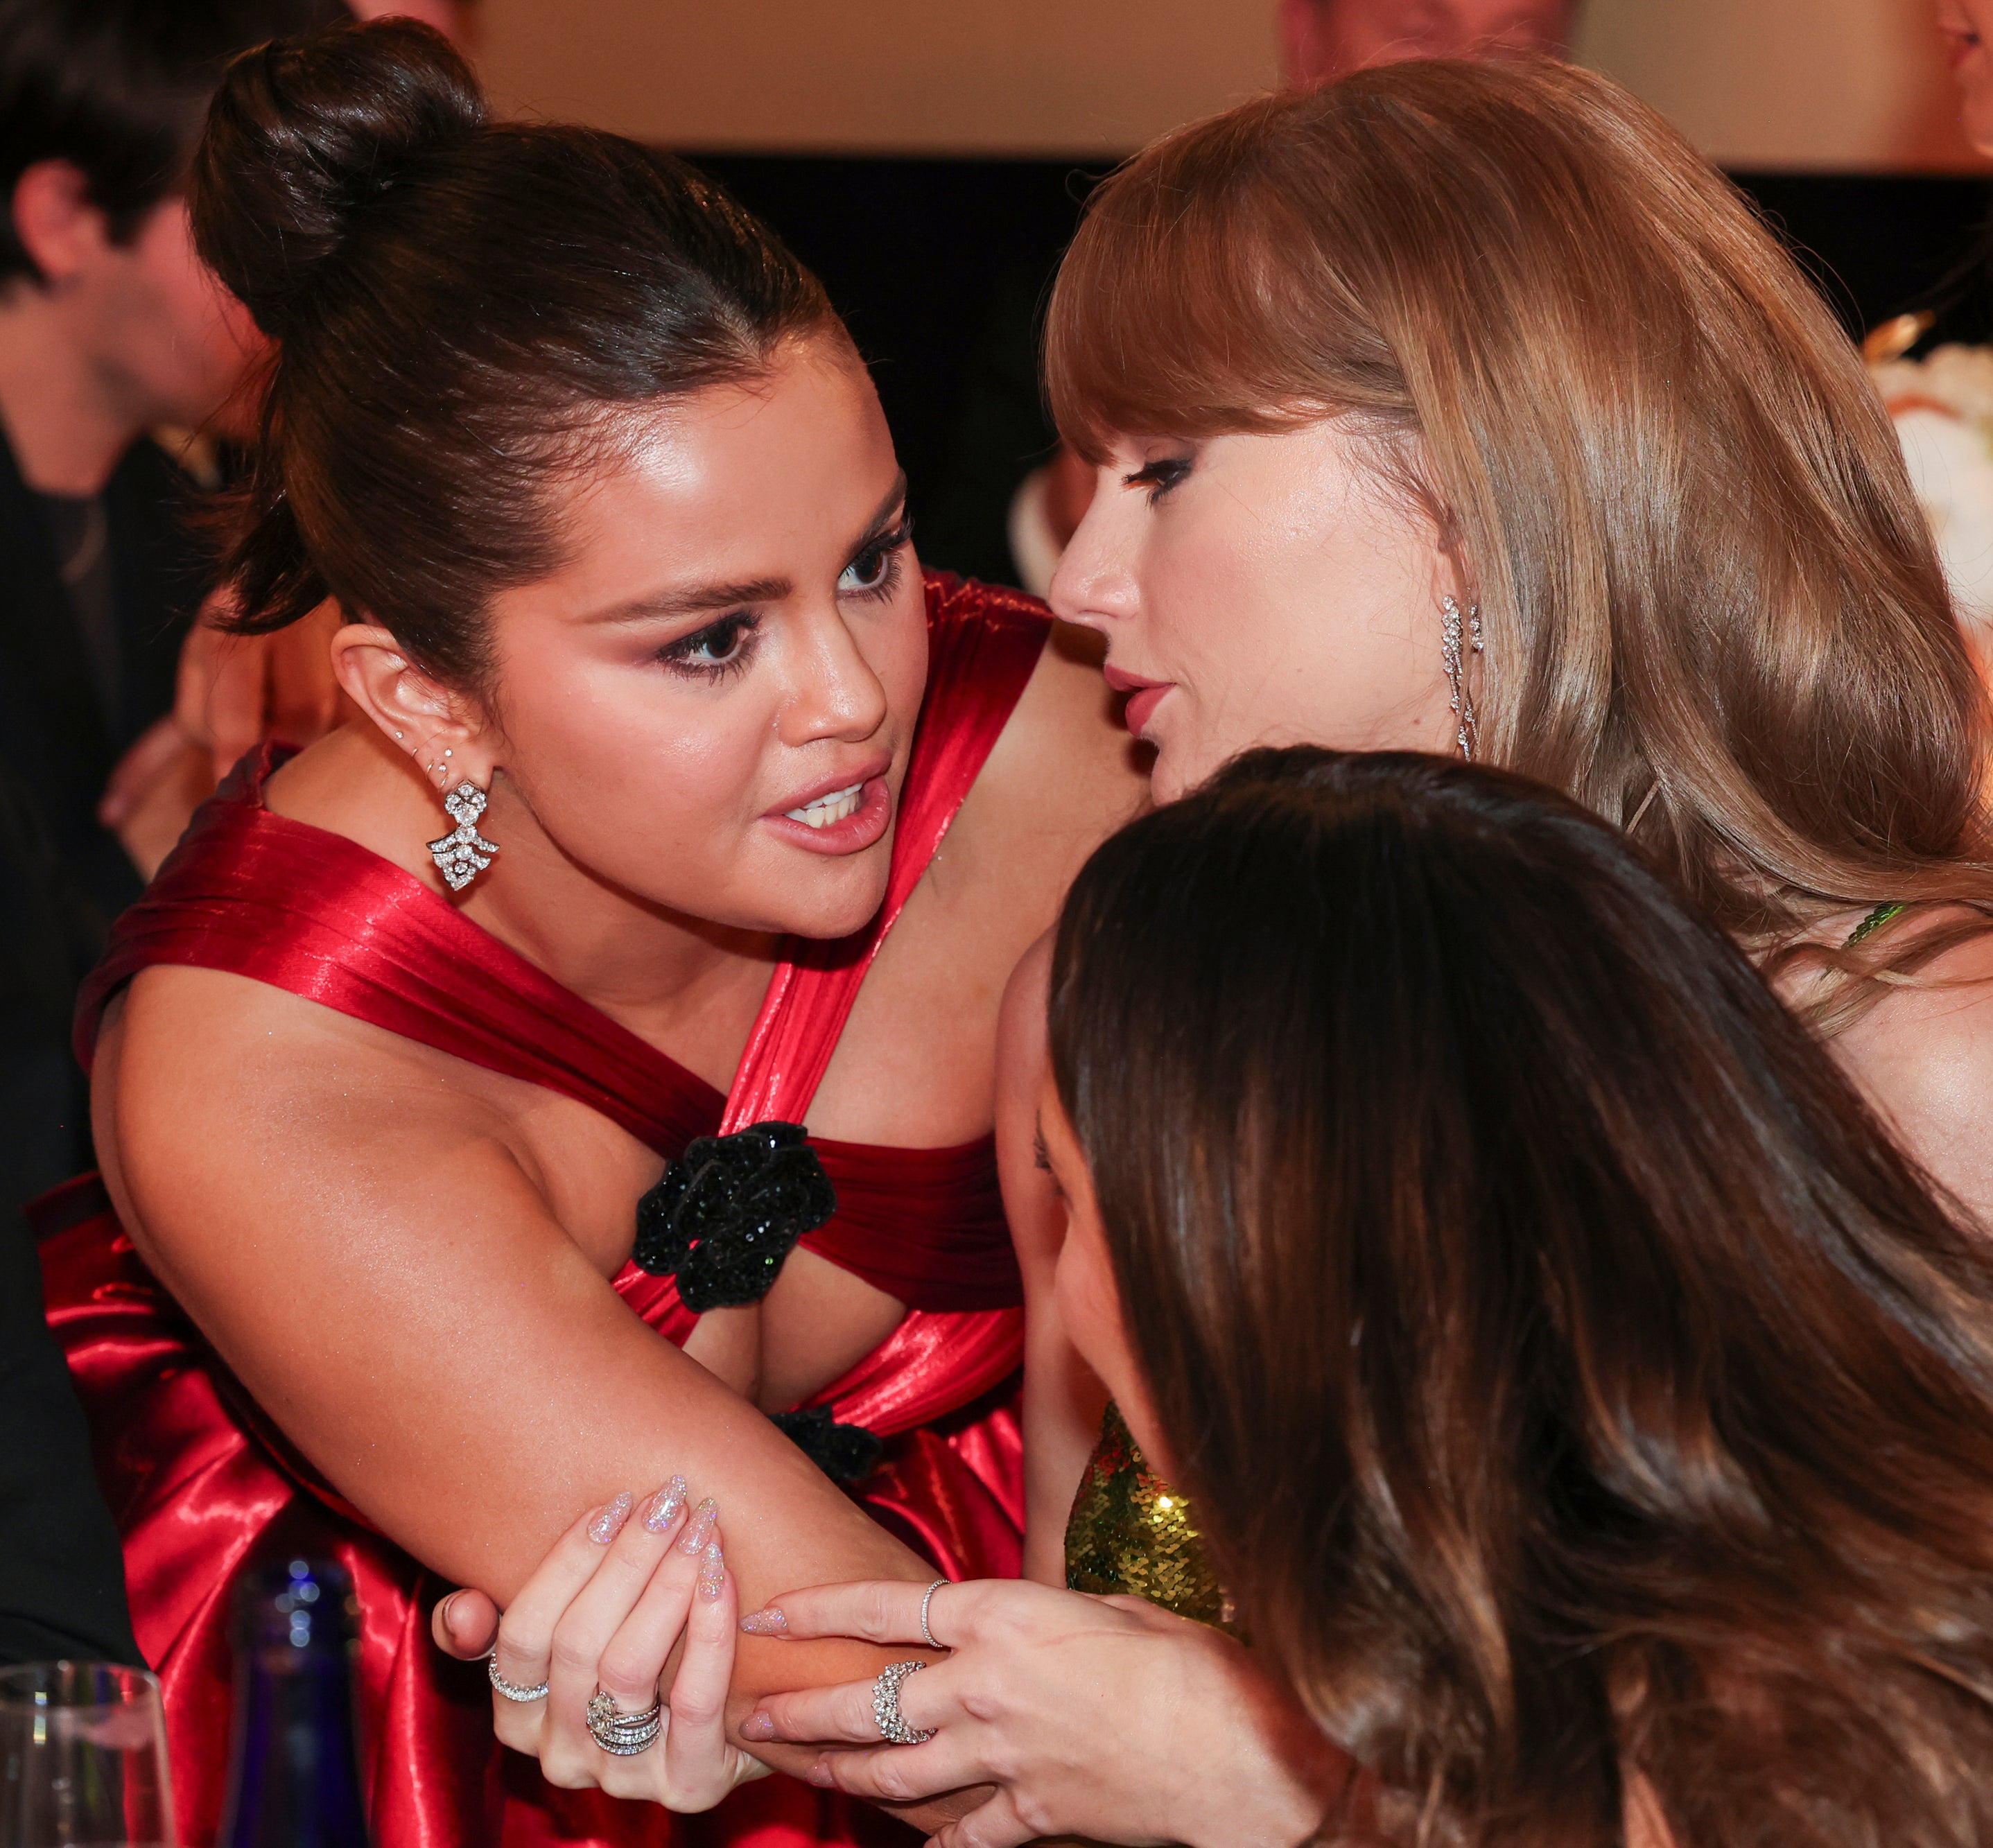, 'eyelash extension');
1122,456,1192,503
656,611,761,683
844,514,915,602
